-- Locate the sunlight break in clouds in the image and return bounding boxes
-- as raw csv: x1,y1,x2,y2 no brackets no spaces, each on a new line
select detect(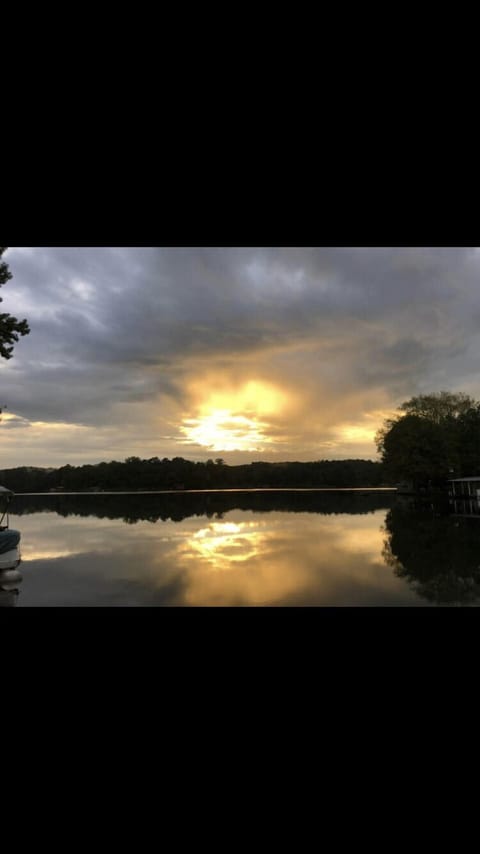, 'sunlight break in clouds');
180,411,273,452
179,380,290,453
